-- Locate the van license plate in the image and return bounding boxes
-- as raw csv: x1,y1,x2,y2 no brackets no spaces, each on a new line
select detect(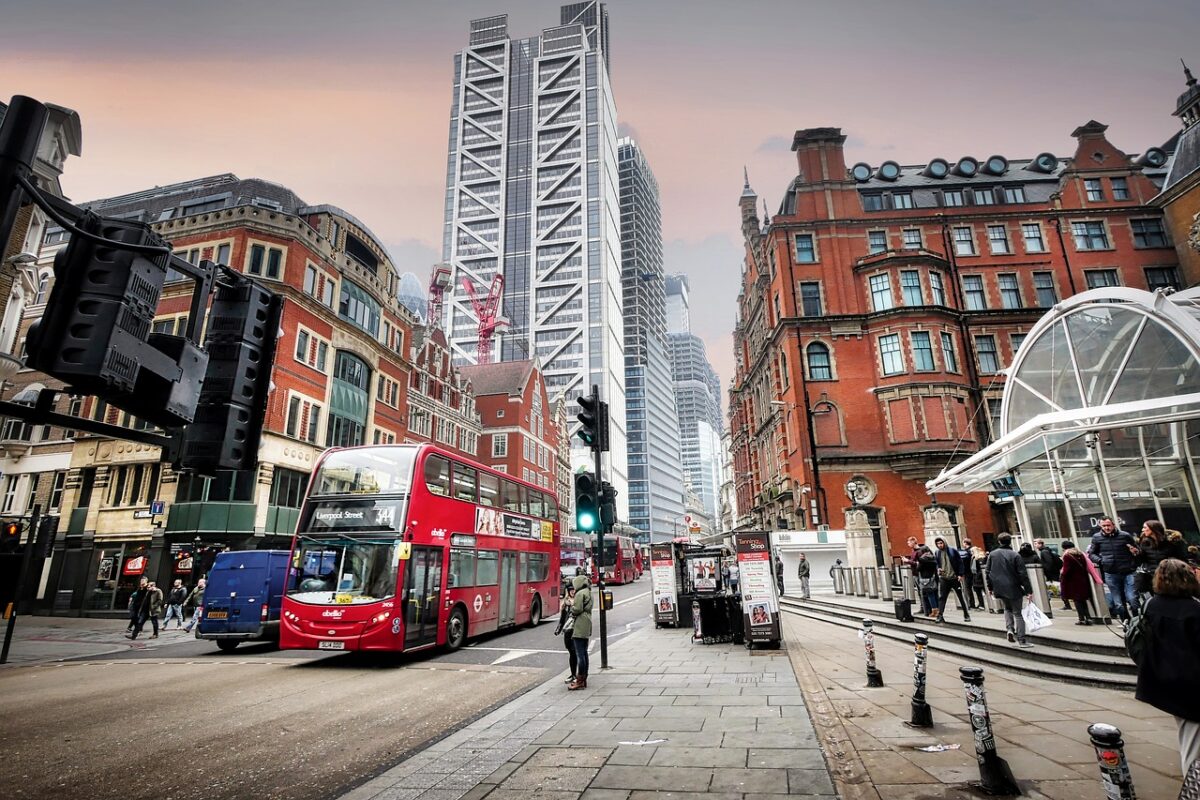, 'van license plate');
206,611,228,619
318,641,345,650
